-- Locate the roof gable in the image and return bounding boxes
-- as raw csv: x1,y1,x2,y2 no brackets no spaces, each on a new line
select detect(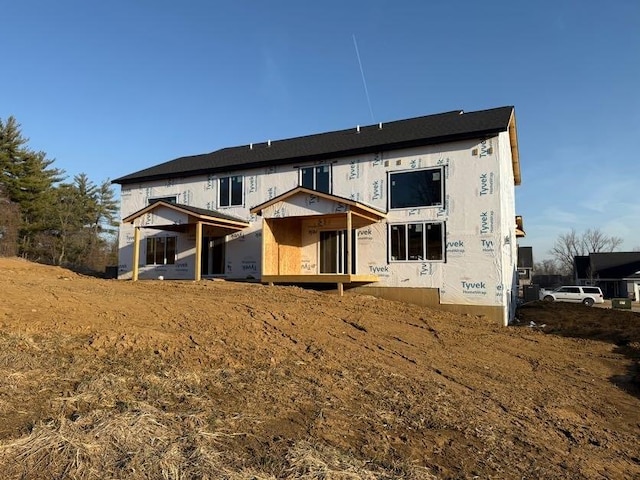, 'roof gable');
113,106,516,185
250,187,386,225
